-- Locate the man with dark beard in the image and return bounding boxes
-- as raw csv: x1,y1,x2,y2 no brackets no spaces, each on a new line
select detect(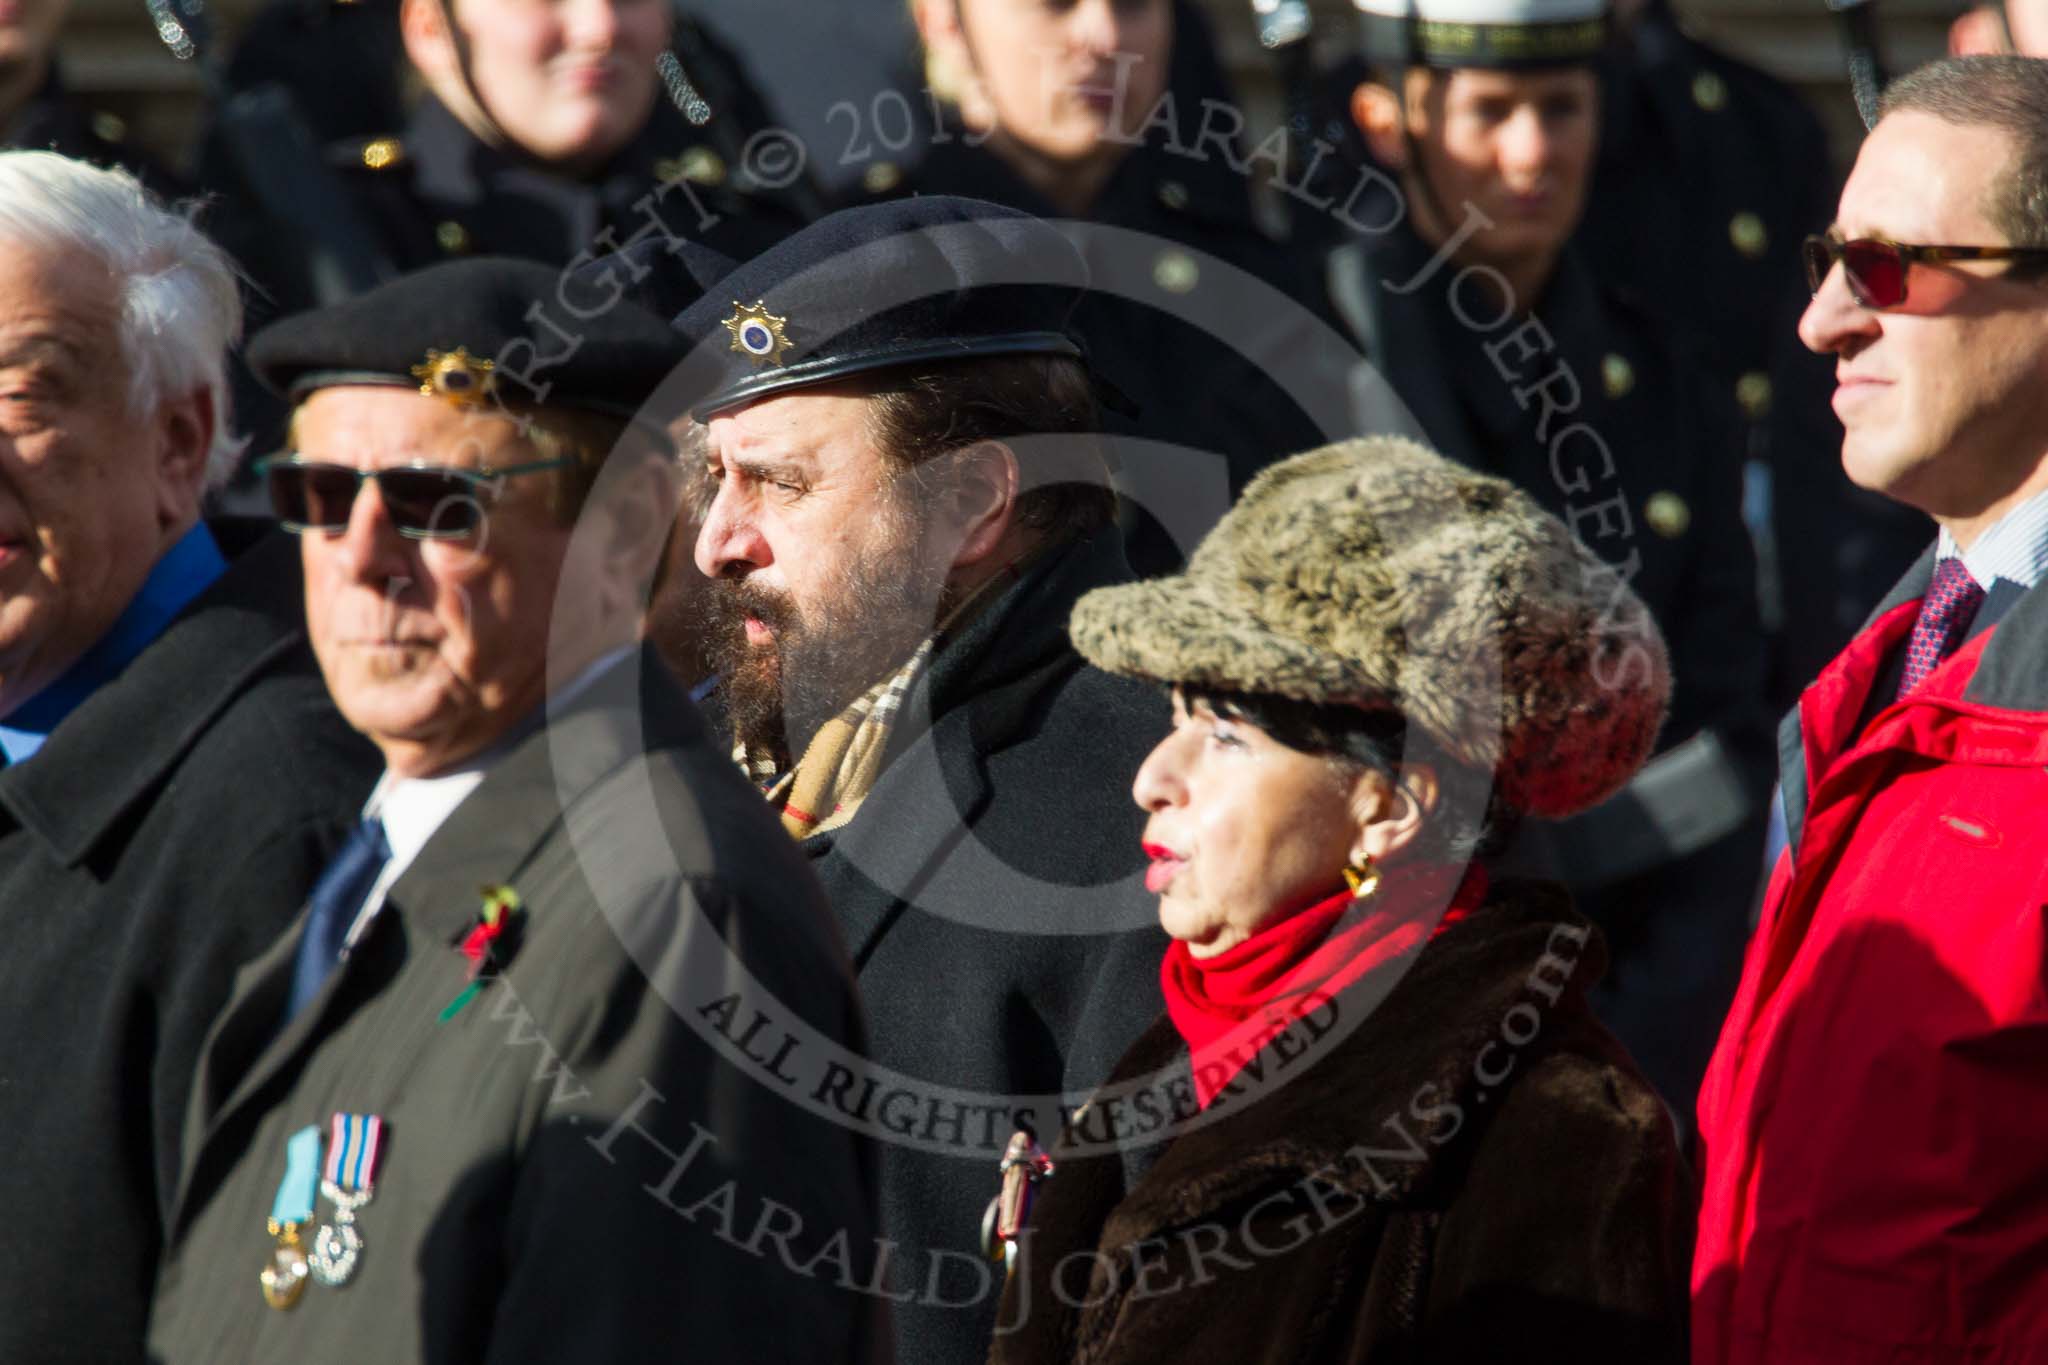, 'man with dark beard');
659,196,1168,1365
